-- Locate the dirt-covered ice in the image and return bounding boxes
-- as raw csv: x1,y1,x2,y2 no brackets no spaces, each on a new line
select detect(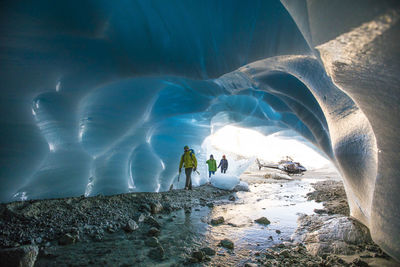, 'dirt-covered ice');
0,167,398,266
